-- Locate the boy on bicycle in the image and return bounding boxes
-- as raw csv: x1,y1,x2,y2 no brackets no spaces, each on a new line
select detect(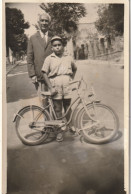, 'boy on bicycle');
41,36,77,141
